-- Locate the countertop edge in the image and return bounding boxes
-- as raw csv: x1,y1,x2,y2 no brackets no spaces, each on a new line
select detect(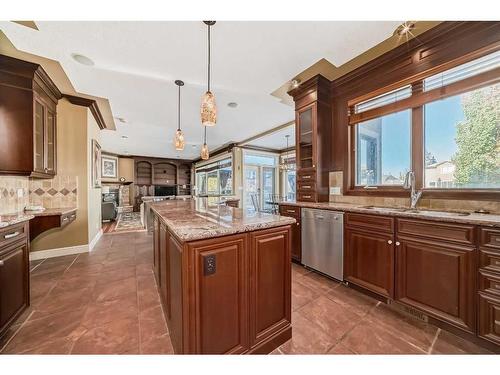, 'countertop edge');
278,201,500,228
